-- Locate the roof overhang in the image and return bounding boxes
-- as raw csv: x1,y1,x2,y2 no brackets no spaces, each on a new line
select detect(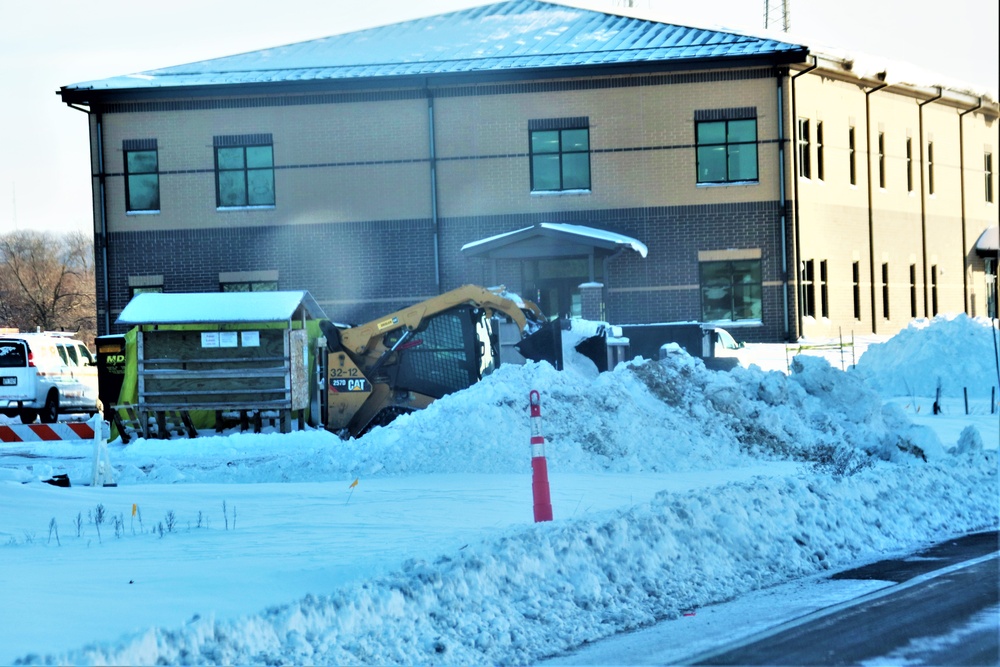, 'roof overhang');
462,222,648,260
975,226,999,258
58,51,807,107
